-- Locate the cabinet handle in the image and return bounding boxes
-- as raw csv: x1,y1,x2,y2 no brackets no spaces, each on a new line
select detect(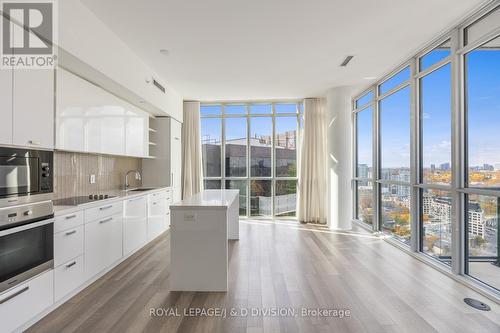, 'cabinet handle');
99,217,113,224
66,261,77,269
0,286,29,305
171,173,173,186
28,140,40,145
128,197,143,202
65,230,77,236
65,214,77,220
99,205,113,210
